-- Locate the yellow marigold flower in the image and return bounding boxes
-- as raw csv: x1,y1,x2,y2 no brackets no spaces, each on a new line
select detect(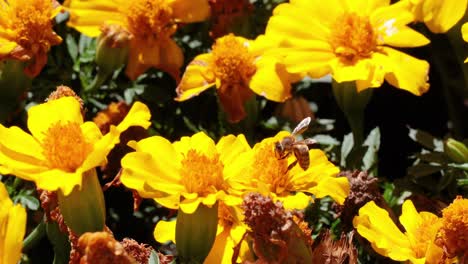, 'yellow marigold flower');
404,0,467,33
265,0,431,95
436,196,468,259
121,132,250,214
0,0,63,77
0,181,27,264
227,132,349,209
0,96,151,195
64,0,210,80
353,200,447,264
176,34,293,123
154,203,252,264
